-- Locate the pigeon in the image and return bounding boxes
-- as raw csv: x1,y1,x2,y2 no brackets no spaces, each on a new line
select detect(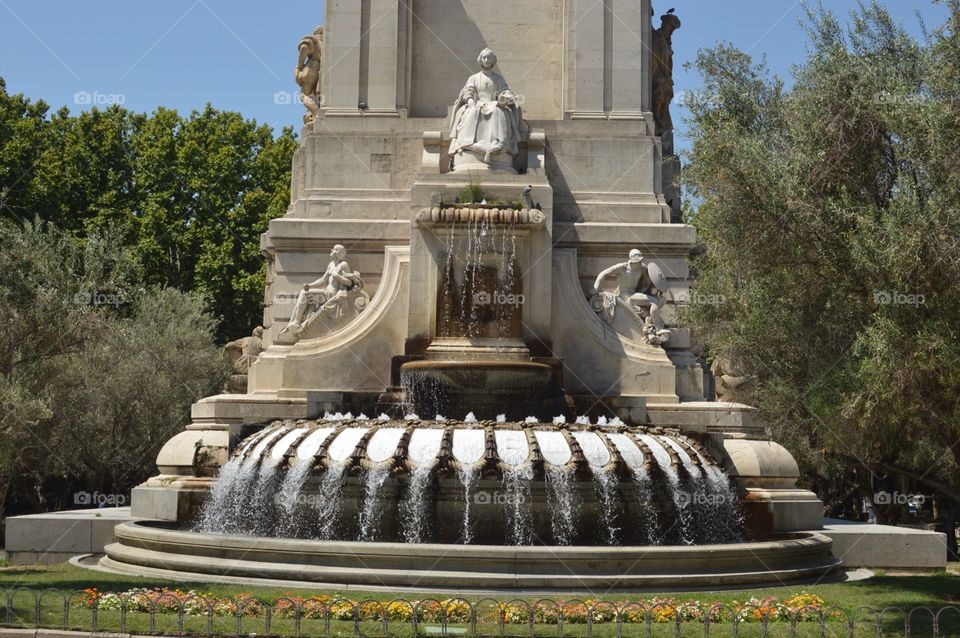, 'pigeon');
521,185,534,209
